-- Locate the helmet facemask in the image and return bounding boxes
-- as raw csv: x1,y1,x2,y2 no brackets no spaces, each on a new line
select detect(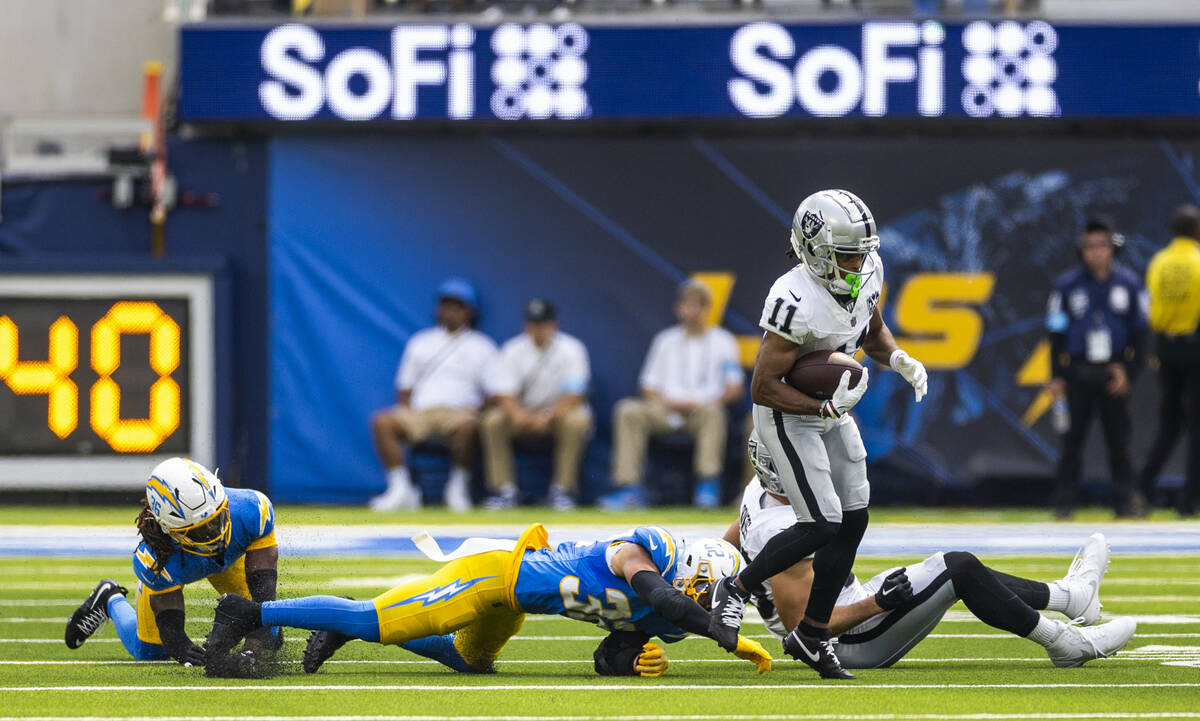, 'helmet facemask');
164,499,231,558
789,190,881,299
